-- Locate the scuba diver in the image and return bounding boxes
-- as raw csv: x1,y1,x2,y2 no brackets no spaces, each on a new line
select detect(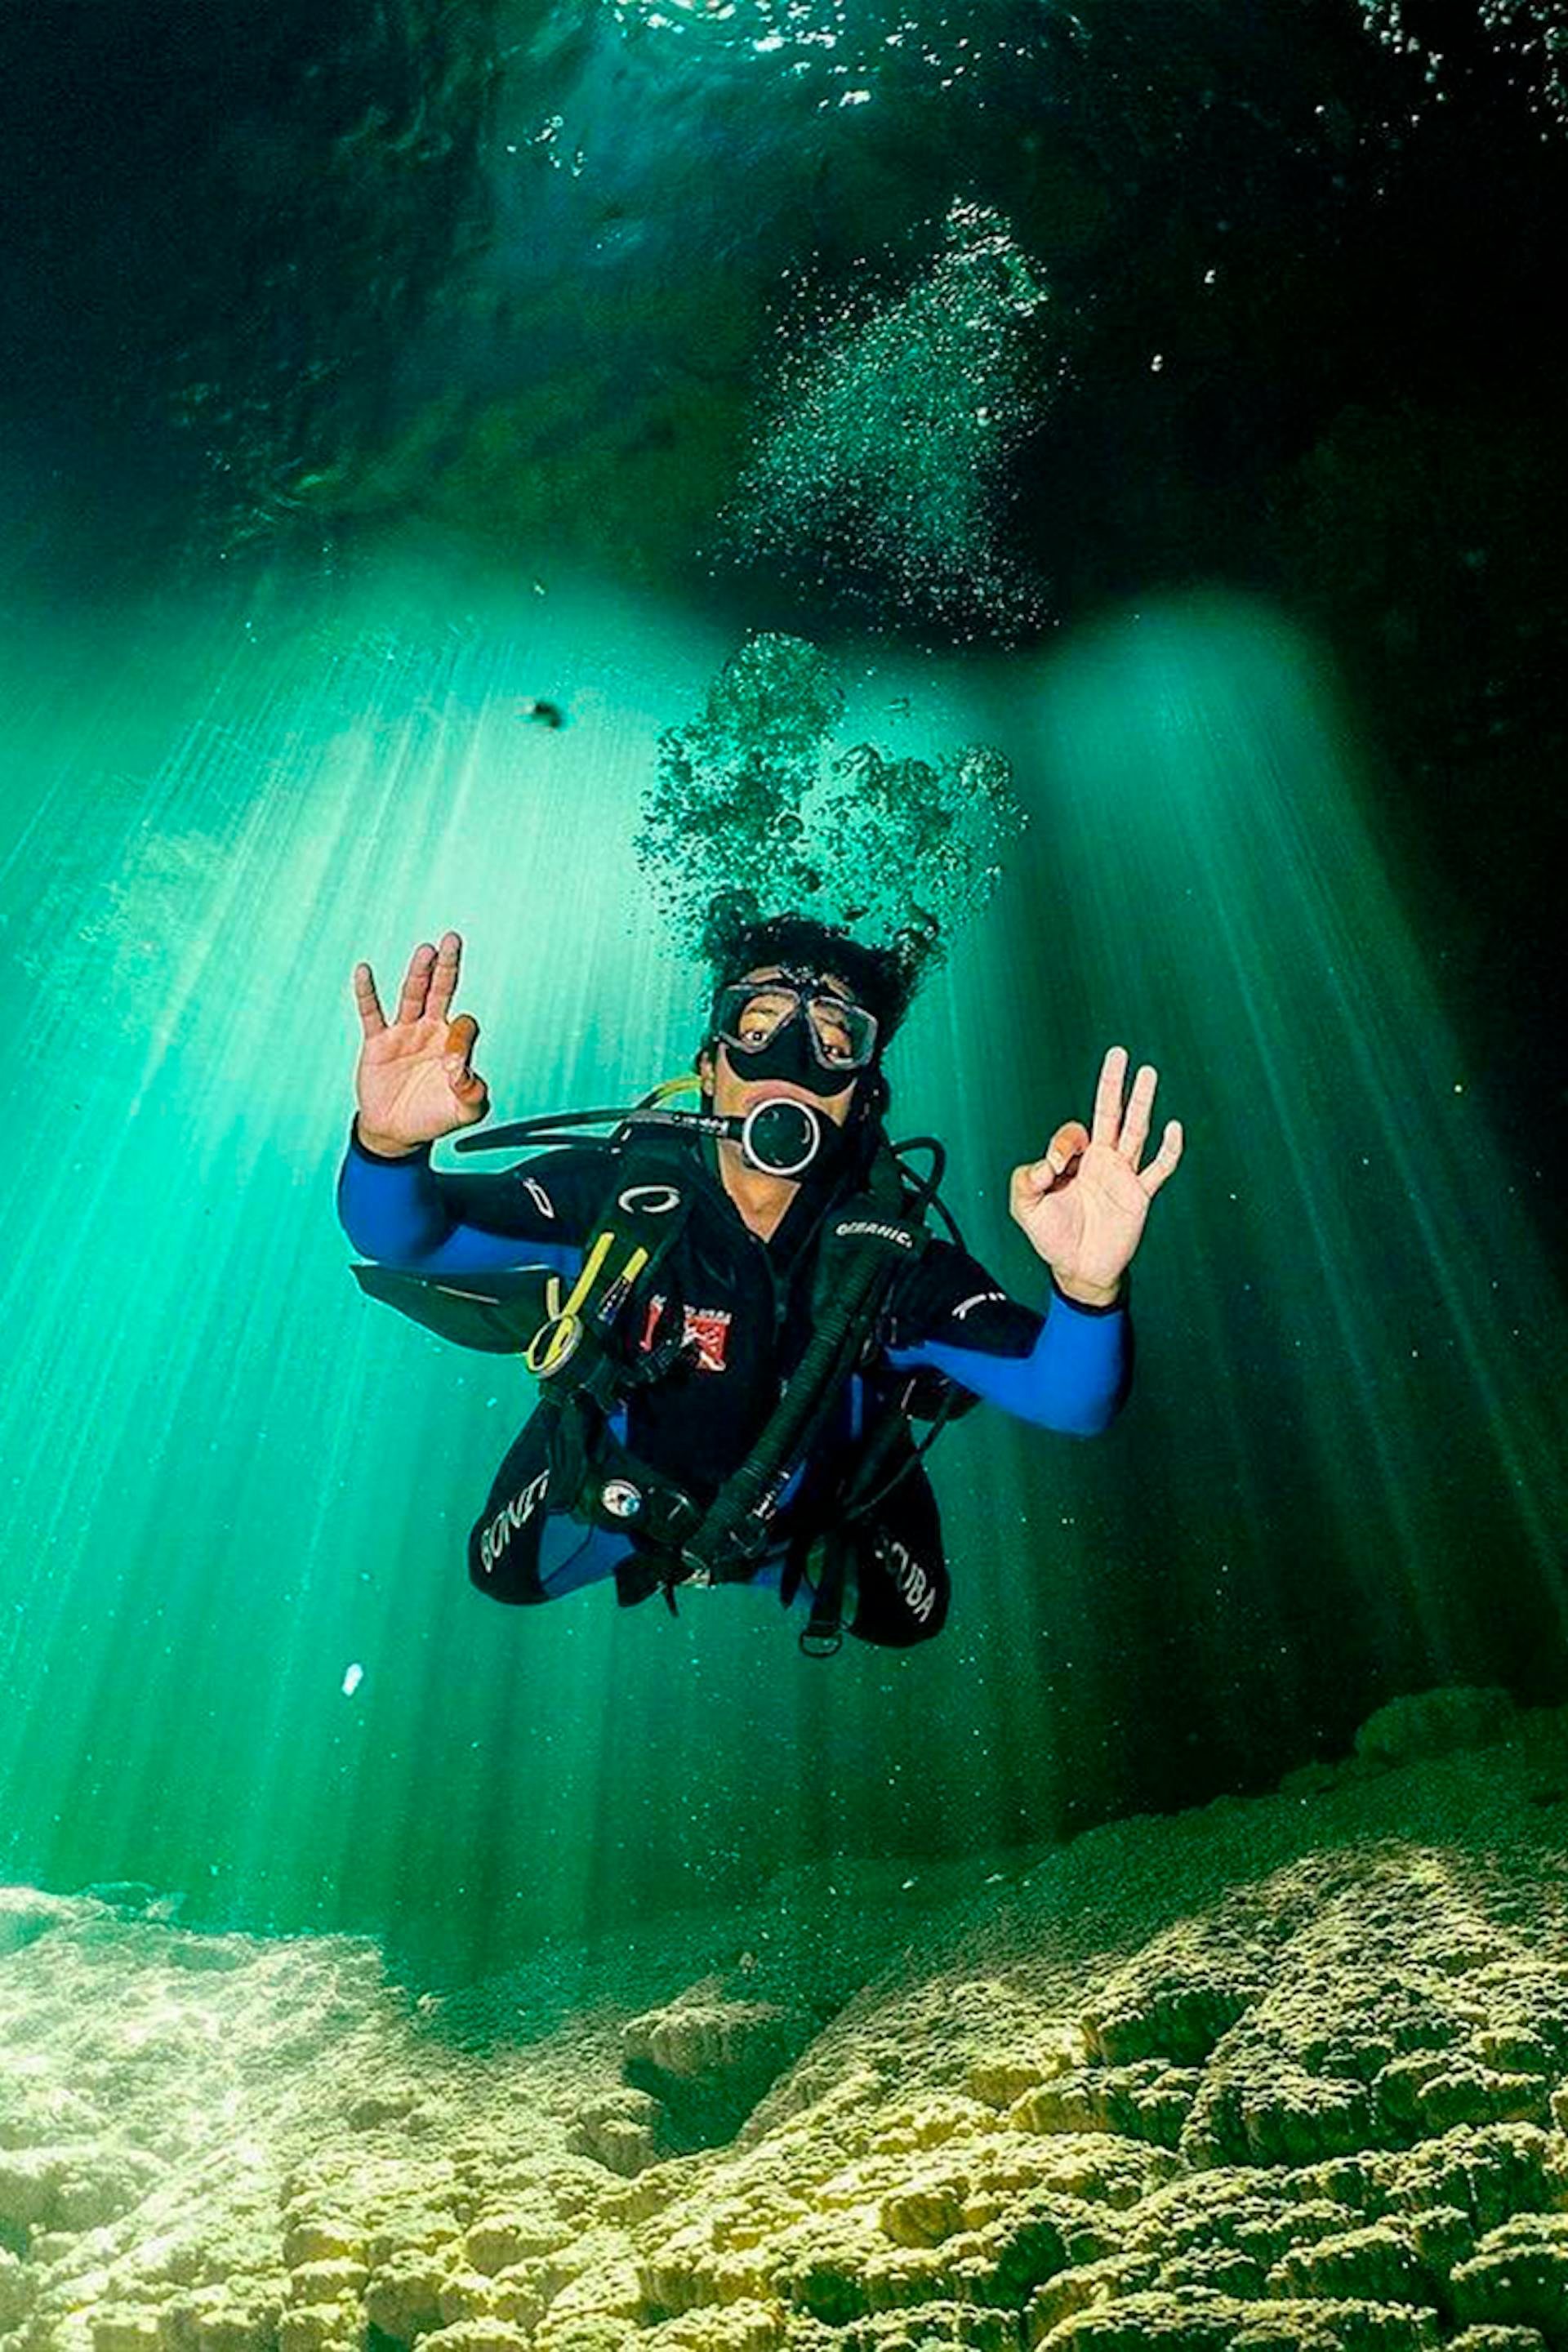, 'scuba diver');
337,915,1183,1654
